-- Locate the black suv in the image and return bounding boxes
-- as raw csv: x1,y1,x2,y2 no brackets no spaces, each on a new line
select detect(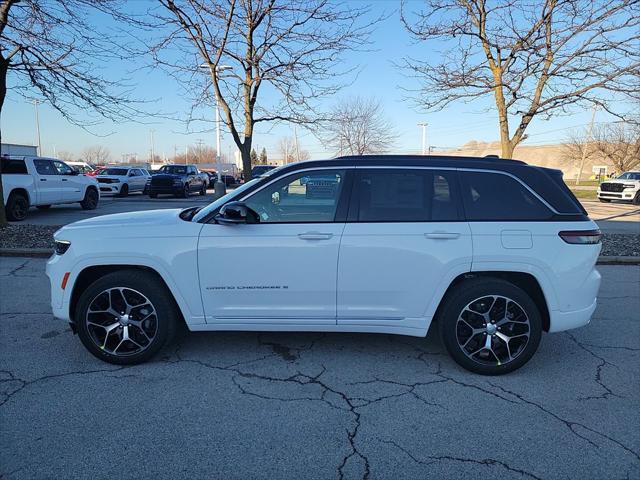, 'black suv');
148,164,207,198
